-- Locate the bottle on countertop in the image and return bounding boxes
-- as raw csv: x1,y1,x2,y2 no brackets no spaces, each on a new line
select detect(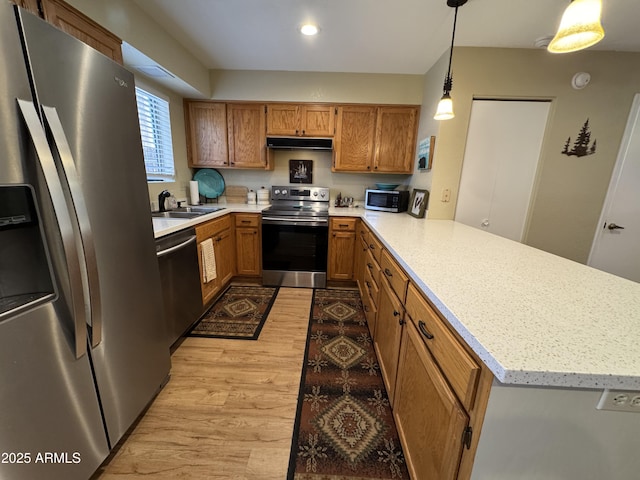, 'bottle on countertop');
247,189,257,205
335,192,342,207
